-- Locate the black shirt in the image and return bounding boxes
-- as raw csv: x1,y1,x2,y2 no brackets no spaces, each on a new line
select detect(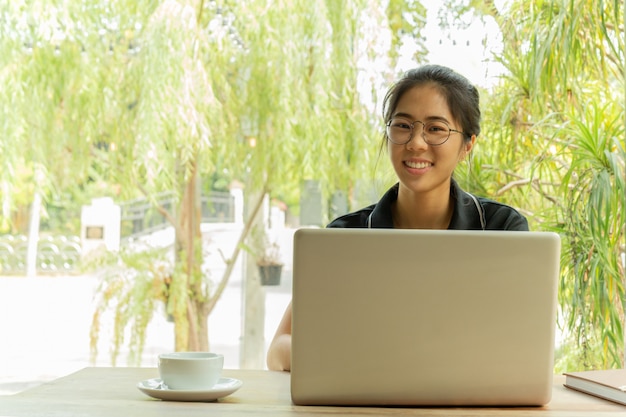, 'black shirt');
327,180,529,231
